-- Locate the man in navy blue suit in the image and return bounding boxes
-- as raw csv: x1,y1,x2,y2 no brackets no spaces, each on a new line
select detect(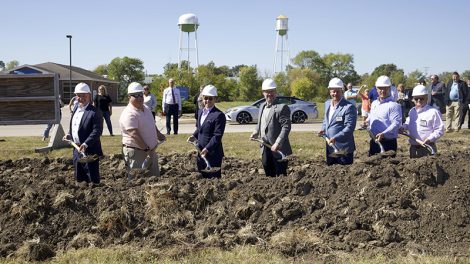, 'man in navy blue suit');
63,83,103,183
188,85,226,178
319,77,357,165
